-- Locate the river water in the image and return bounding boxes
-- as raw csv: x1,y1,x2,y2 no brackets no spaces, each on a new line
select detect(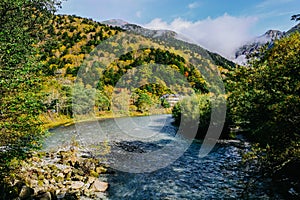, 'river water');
44,115,282,199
